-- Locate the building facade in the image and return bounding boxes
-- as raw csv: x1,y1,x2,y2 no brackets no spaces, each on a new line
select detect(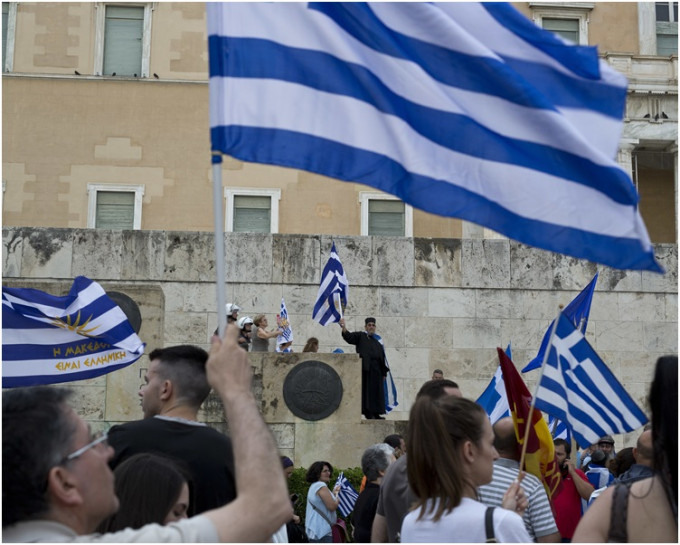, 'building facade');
2,2,678,242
